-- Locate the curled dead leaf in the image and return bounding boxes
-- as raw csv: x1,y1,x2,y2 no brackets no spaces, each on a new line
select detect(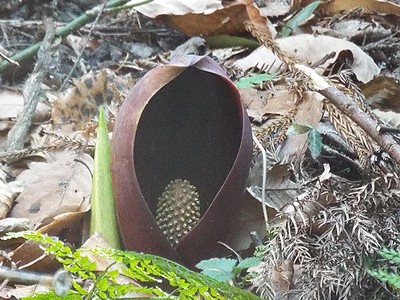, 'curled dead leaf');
235,34,380,83
136,0,271,37
10,154,92,229
300,0,400,17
